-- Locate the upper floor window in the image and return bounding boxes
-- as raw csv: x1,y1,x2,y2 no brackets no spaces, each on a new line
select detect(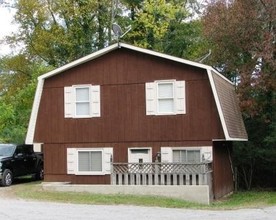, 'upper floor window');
157,82,174,113
75,87,90,116
64,84,100,118
145,80,186,115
